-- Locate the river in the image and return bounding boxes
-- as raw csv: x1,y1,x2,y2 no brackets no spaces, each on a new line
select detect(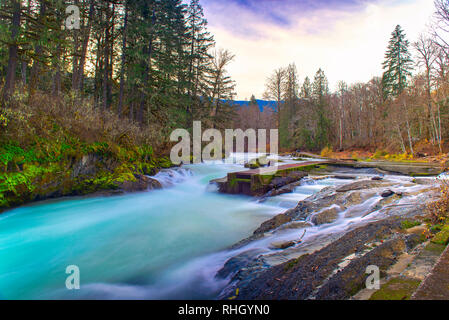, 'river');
0,153,433,300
